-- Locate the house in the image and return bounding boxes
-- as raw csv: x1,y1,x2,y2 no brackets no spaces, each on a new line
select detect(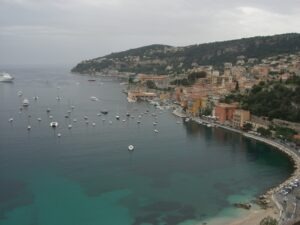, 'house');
214,103,238,124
